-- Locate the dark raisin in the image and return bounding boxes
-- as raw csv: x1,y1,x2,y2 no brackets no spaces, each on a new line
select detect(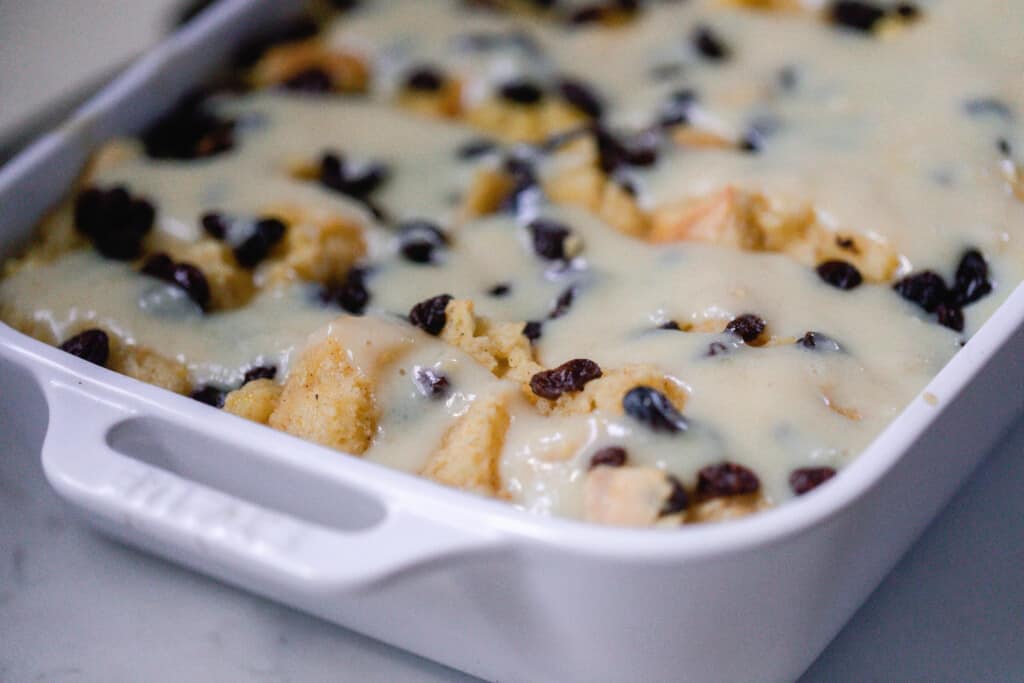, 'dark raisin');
697,462,760,498
74,186,155,261
568,6,605,25
523,320,543,341
738,132,762,154
816,260,863,290
191,385,227,408
623,386,688,433
319,152,390,200
488,283,511,297
658,88,697,128
404,66,445,92
950,249,992,306
893,270,948,312
595,126,659,173
828,1,886,33
997,138,1012,157
140,253,177,282
557,78,604,119
660,475,689,516
59,329,109,367
935,302,964,332
457,138,497,159
894,2,920,19
409,294,453,335
498,80,544,105
201,212,228,239
528,218,574,260
789,467,836,495
234,217,286,268
319,267,371,315
414,367,451,399
796,331,843,352
549,286,576,319
282,67,334,93
692,25,730,61
725,314,766,344
242,365,277,384
706,341,731,357
529,358,603,400
172,263,211,310
501,155,540,214
398,220,449,264
589,446,628,469
659,321,681,331
142,94,235,160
